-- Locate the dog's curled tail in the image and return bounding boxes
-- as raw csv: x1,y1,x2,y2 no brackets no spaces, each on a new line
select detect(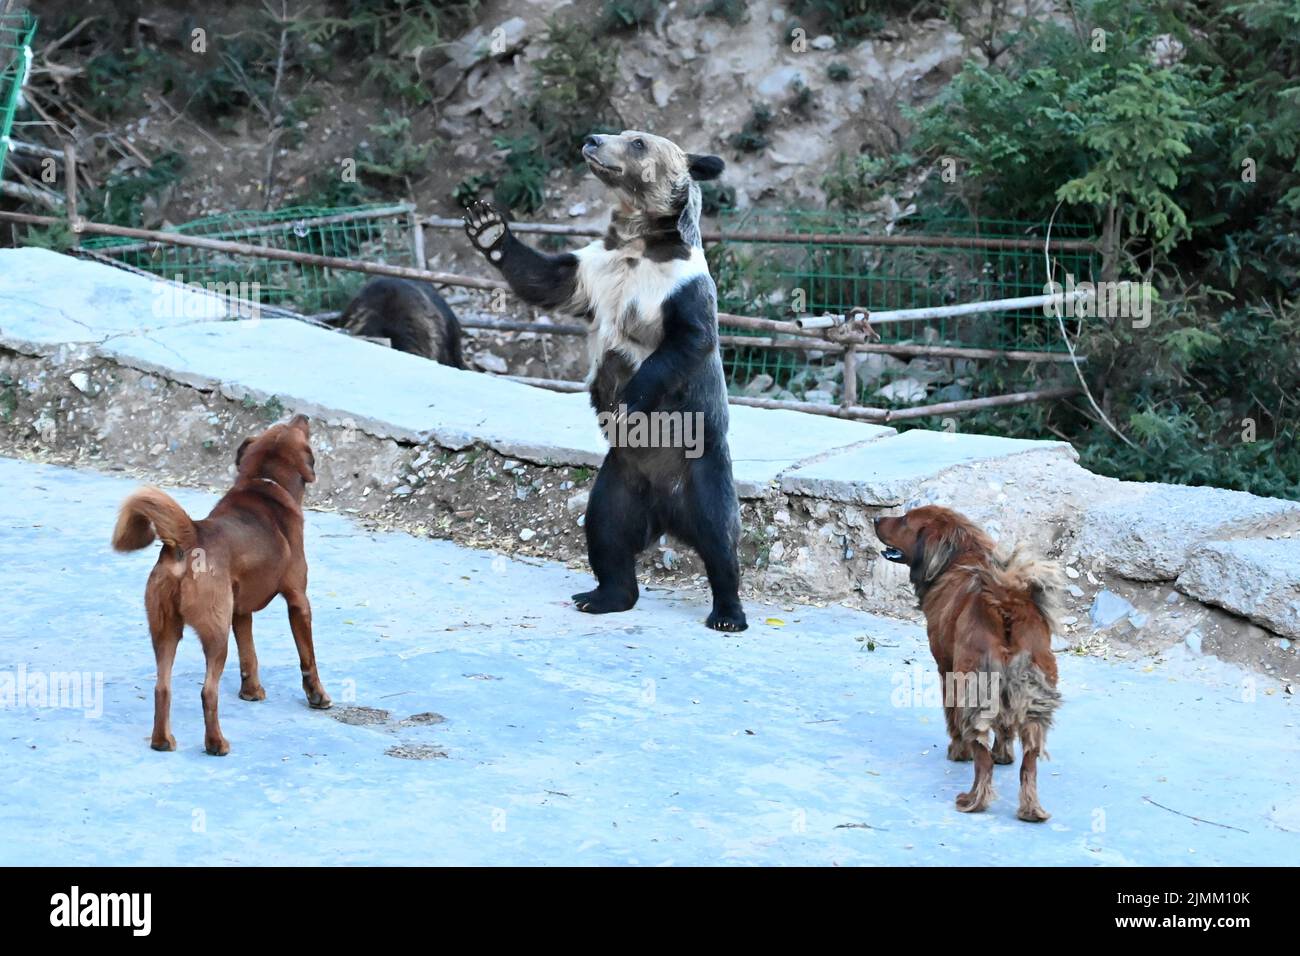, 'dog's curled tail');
112,487,197,553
